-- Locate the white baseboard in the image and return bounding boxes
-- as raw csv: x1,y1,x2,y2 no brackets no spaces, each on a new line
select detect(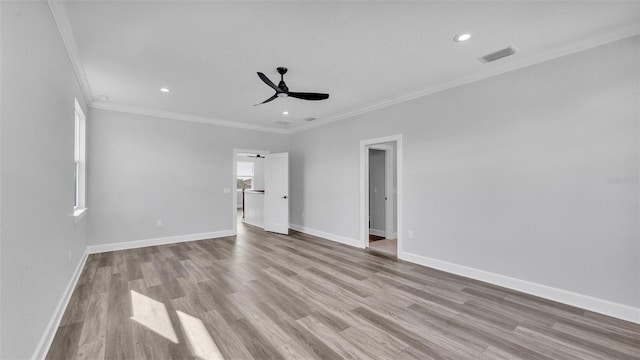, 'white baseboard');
369,228,386,237
32,248,90,360
399,251,640,324
290,224,363,249
87,230,235,254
